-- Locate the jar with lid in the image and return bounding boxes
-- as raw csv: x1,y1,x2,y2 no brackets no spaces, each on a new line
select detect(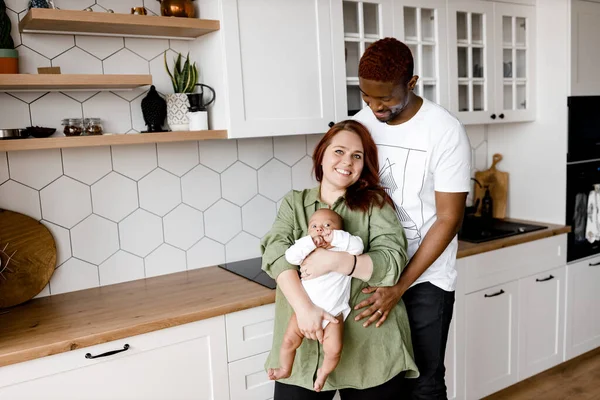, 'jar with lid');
61,118,83,136
84,118,104,136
